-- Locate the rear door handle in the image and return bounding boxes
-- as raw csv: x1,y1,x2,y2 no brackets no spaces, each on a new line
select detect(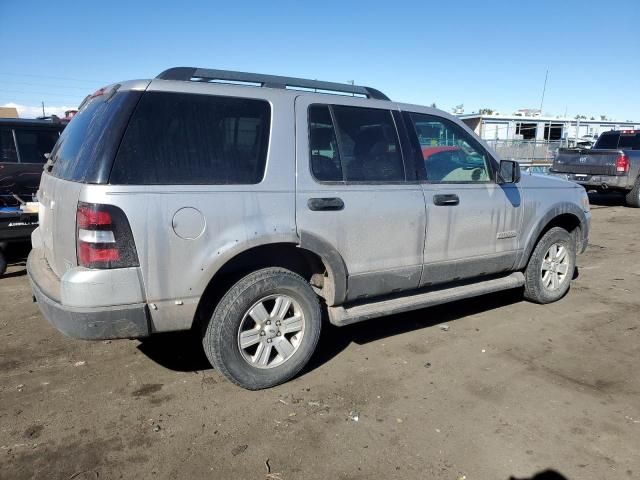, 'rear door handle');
308,197,344,211
433,194,459,206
